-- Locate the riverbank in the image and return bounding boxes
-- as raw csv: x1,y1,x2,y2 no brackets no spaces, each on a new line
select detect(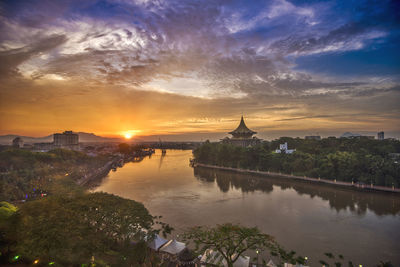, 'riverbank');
76,160,116,186
77,150,157,186
194,163,400,194
92,149,400,265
